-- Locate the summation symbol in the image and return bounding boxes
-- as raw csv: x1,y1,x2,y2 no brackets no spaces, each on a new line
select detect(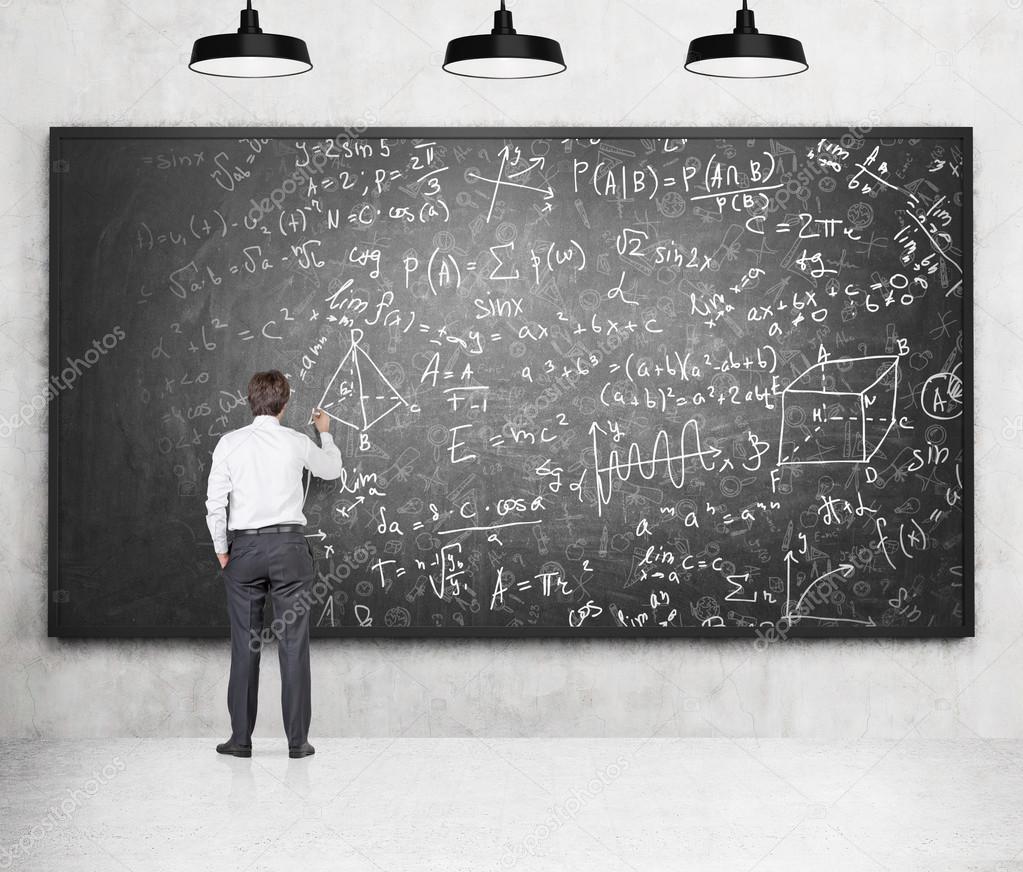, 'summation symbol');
313,329,408,432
